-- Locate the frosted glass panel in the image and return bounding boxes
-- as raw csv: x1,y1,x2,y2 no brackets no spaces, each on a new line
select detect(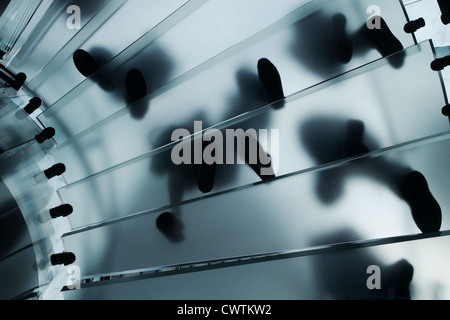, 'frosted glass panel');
56,41,449,230
62,132,450,277
27,0,188,106
0,97,42,152
63,234,450,300
38,0,414,145
8,0,112,80
0,130,71,295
